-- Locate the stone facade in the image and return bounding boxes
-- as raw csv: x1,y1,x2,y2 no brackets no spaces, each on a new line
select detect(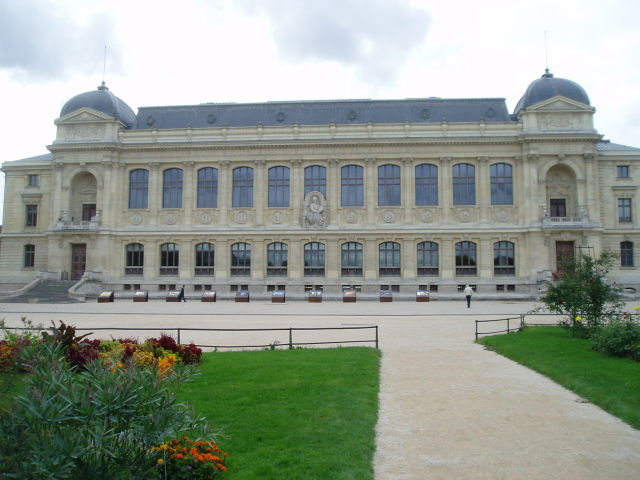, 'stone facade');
2,73,639,298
